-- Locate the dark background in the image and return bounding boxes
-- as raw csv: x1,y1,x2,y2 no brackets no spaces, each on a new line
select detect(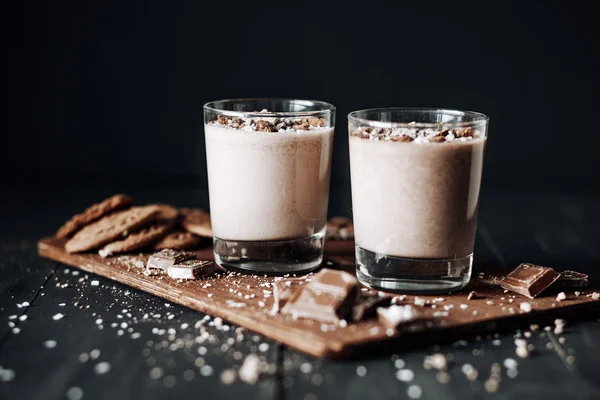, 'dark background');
4,0,600,193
